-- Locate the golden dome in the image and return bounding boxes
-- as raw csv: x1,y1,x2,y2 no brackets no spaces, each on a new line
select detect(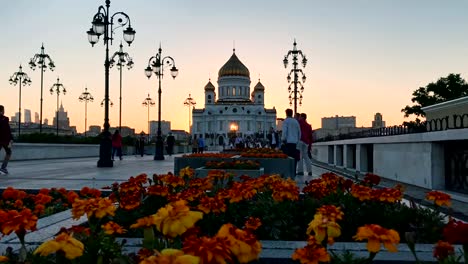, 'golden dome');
253,80,265,91
218,51,250,78
204,80,215,91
